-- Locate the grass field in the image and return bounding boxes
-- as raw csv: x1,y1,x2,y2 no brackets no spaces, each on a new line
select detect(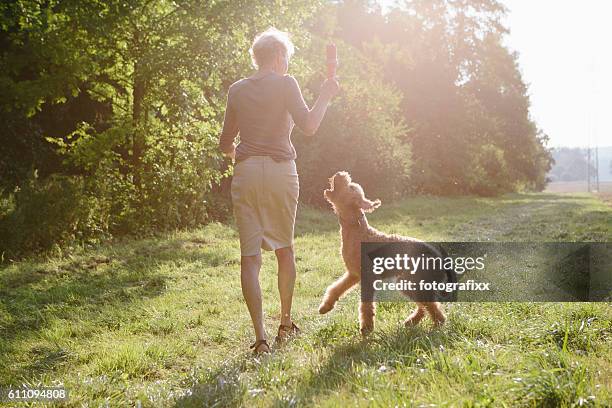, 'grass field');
1,193,611,407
